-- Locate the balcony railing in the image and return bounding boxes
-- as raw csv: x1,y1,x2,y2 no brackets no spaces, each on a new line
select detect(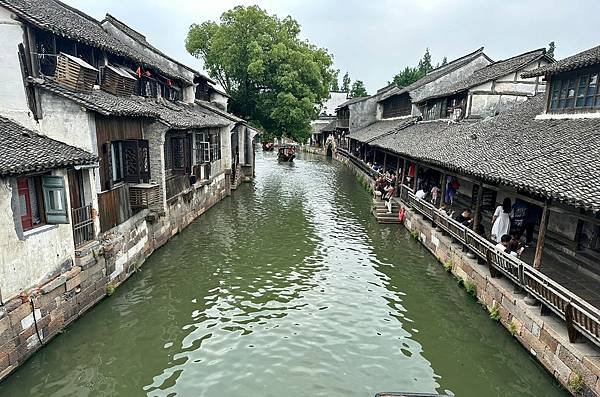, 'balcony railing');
72,204,95,248
98,184,131,233
404,187,600,348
